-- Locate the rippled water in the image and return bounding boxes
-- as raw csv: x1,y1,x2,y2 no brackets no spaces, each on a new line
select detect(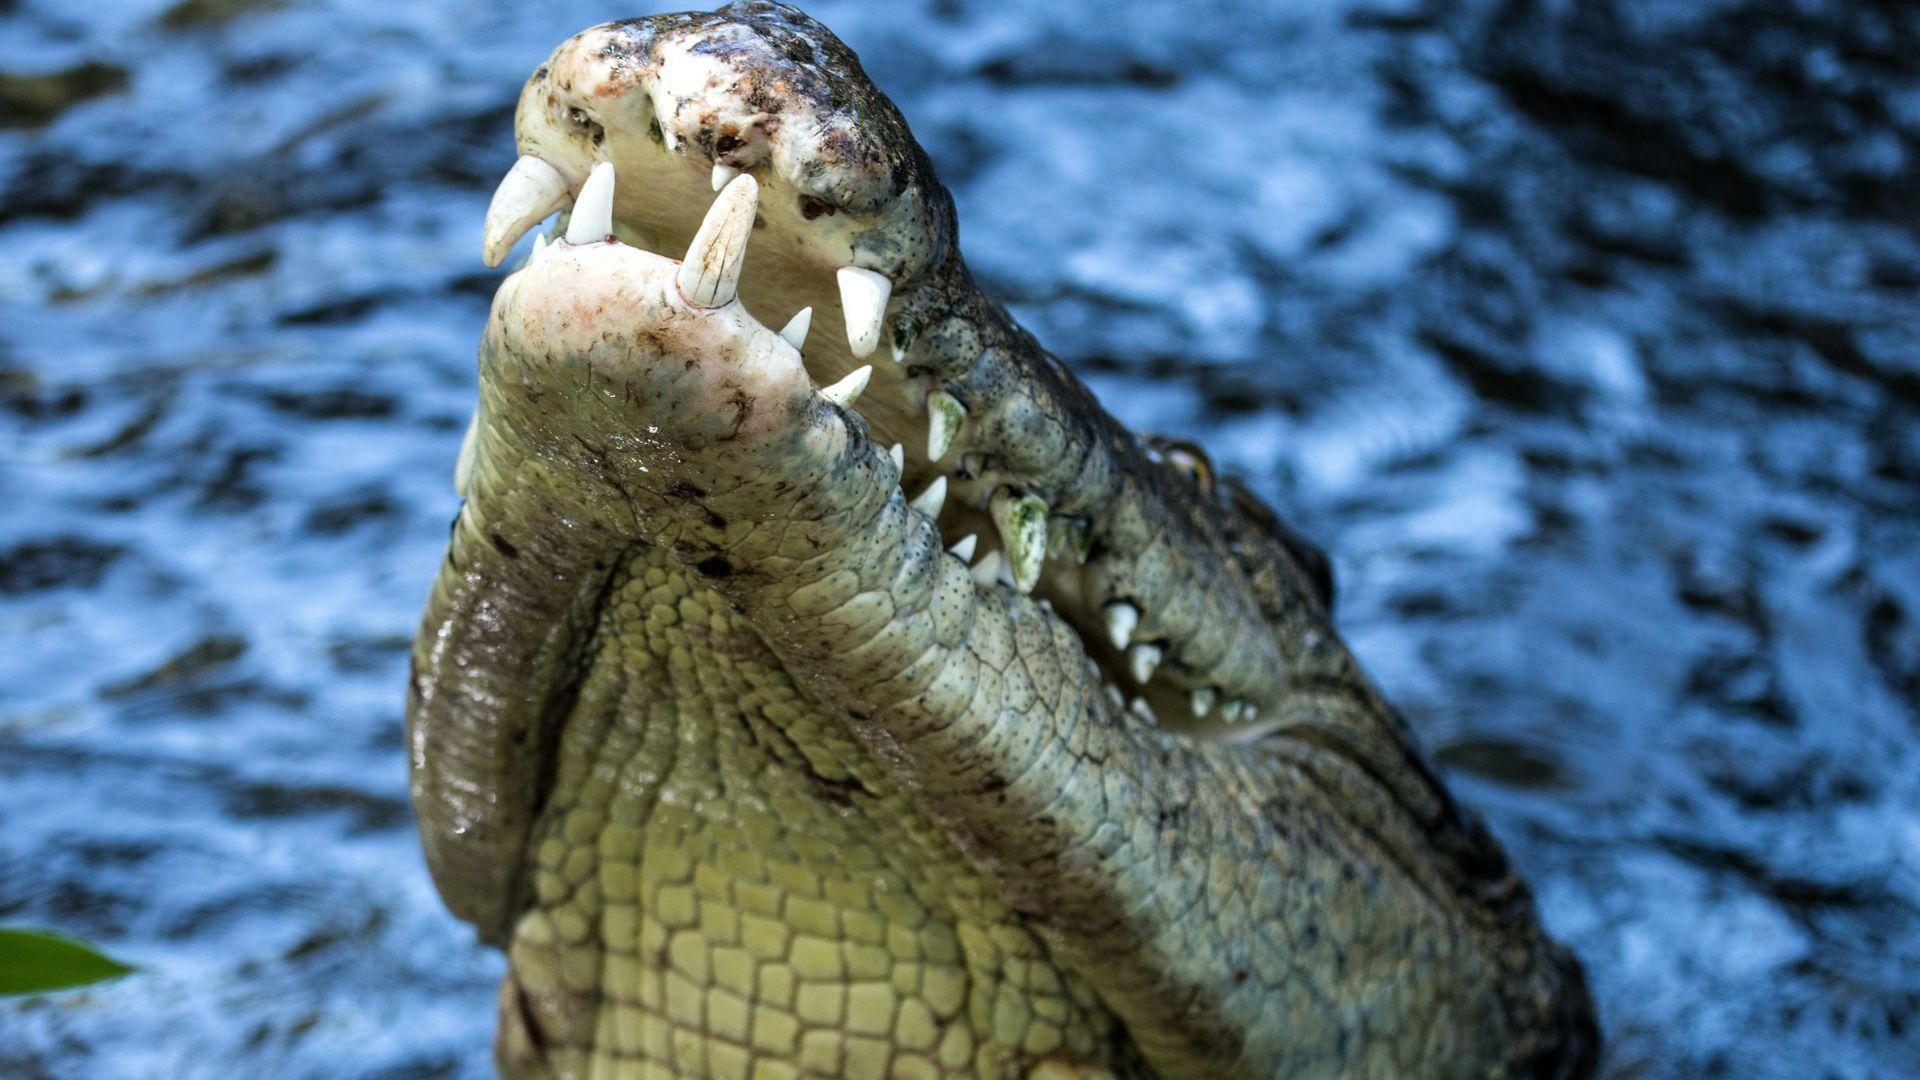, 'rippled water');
2,1,1916,1076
